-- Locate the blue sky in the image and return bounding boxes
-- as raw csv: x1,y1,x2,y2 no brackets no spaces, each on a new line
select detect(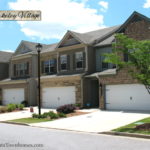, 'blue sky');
0,0,150,52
